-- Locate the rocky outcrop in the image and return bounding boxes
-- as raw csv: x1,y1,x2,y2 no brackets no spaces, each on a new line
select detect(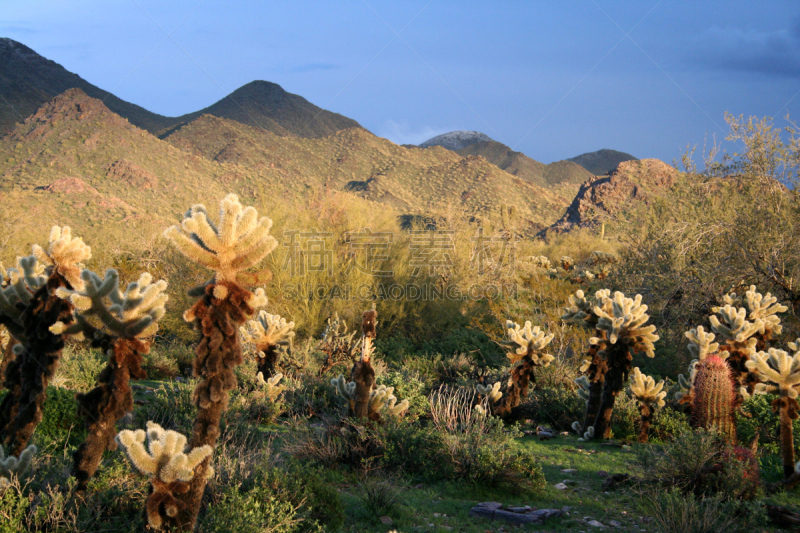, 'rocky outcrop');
547,158,678,233
105,159,158,189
